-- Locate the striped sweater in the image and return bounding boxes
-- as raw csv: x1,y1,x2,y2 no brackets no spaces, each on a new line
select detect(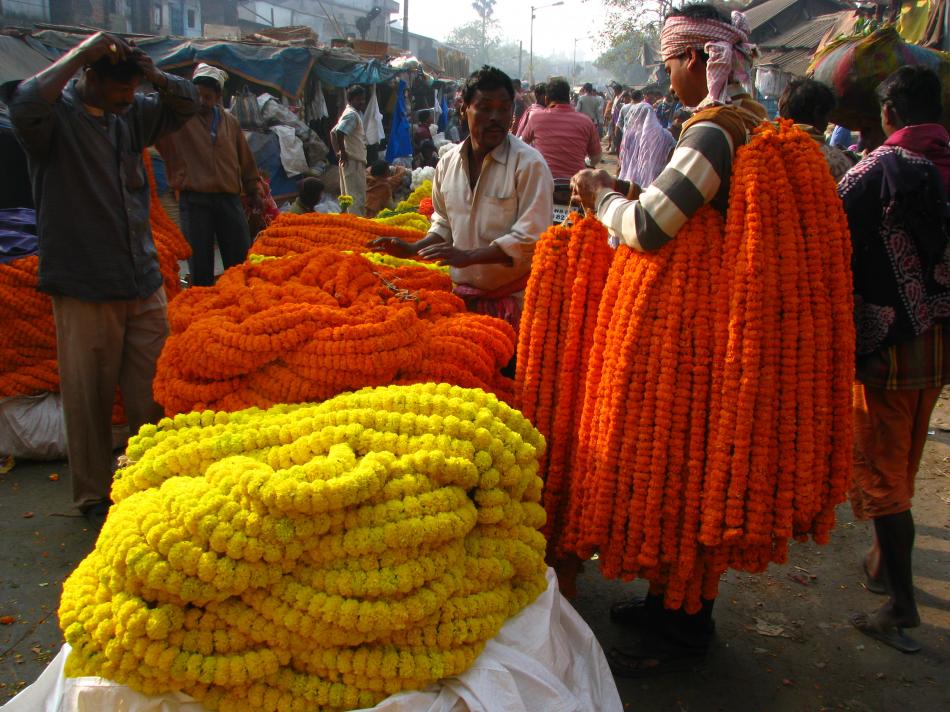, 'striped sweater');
595,95,768,252
595,120,735,251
